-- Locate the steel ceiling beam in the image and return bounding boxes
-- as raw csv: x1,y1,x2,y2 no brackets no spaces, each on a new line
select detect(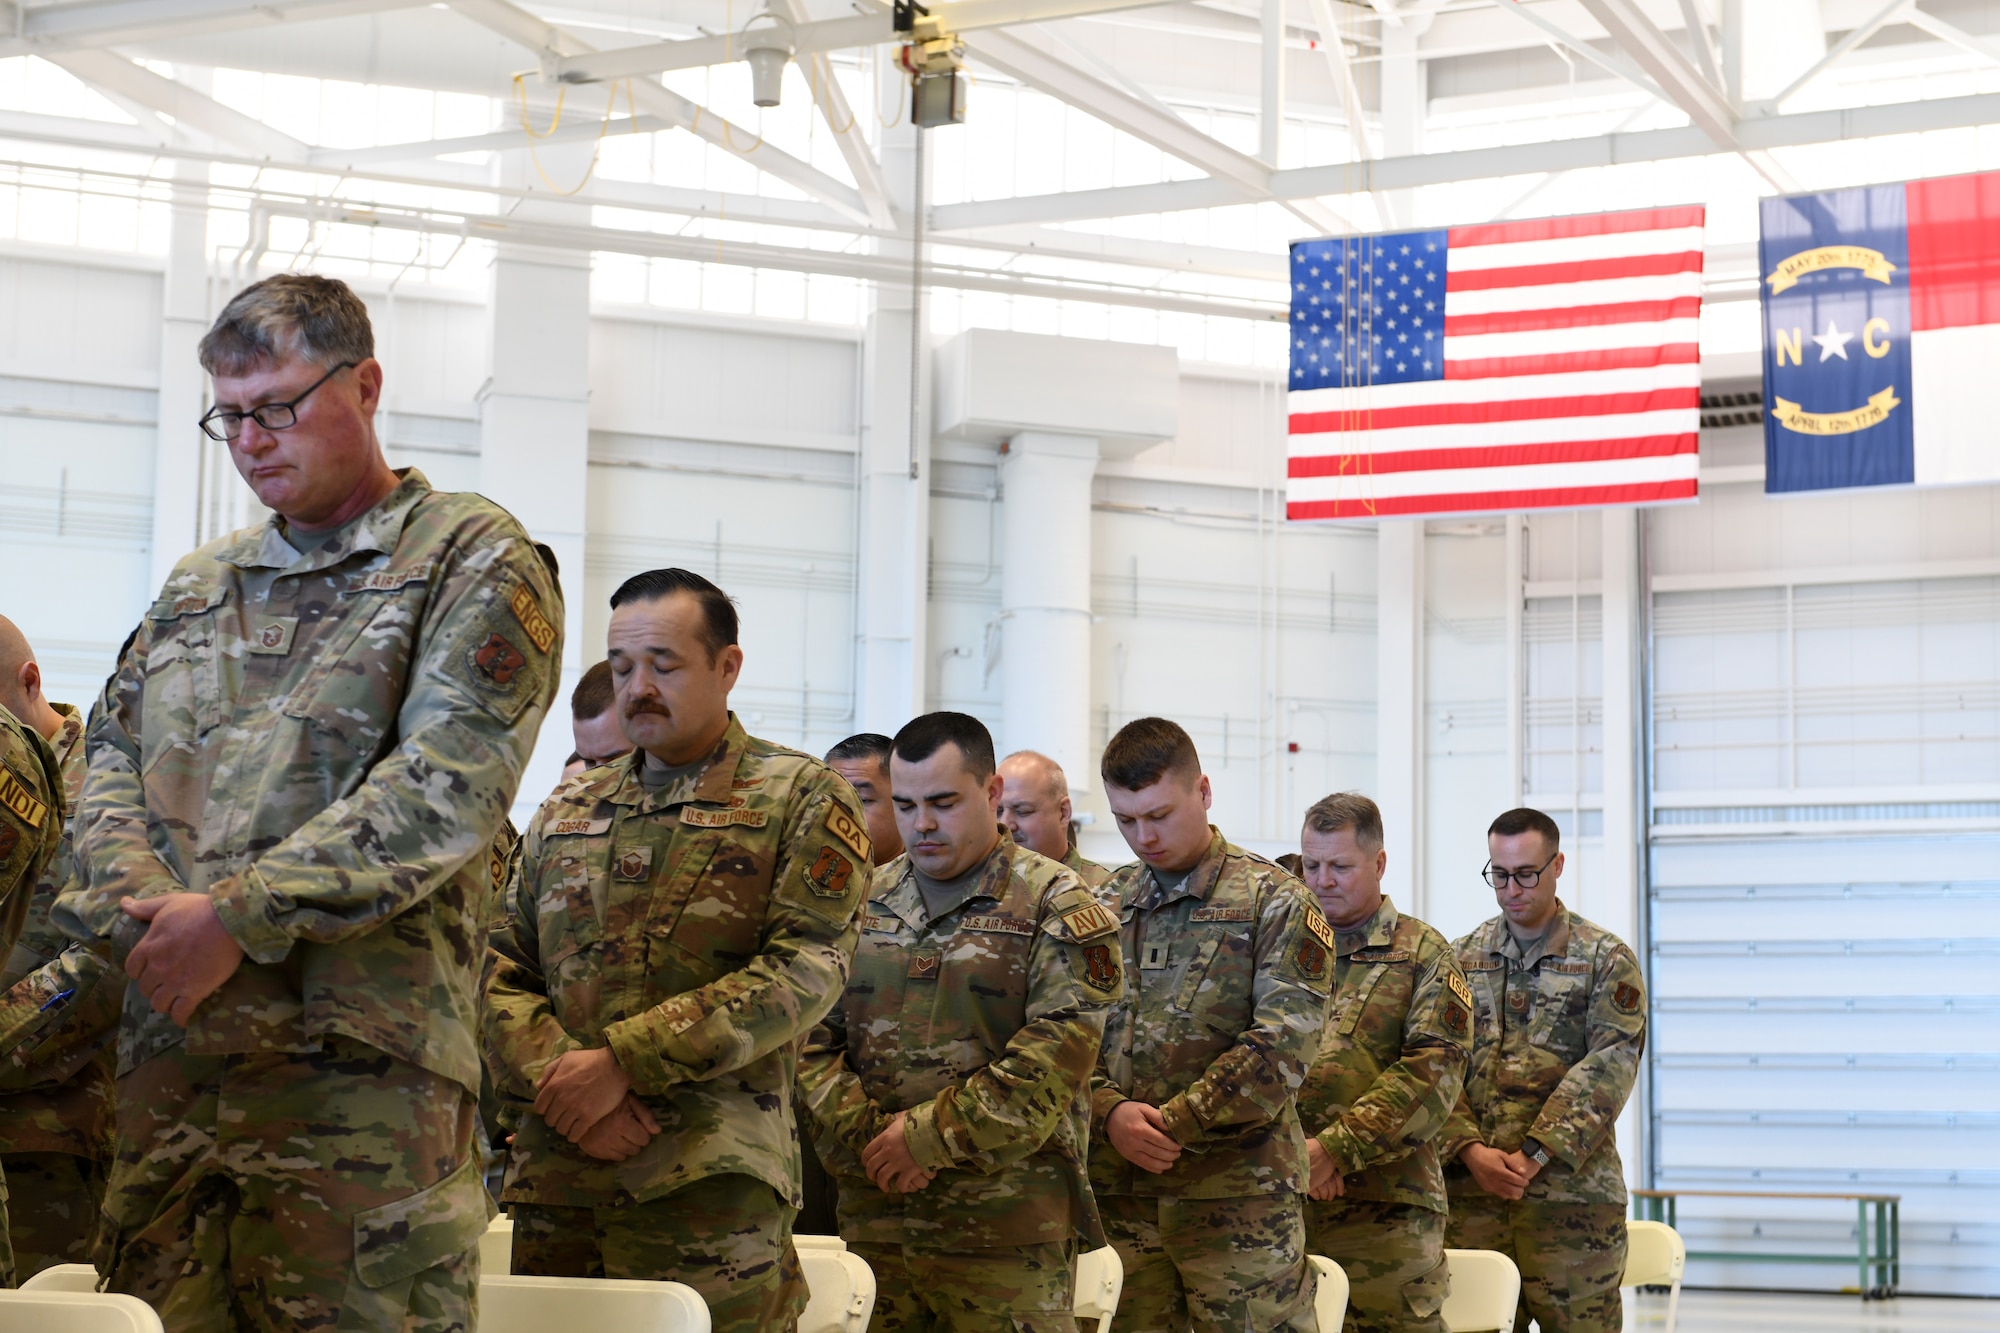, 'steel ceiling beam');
0,0,425,54
1567,0,1738,142
769,0,895,228
48,50,312,162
